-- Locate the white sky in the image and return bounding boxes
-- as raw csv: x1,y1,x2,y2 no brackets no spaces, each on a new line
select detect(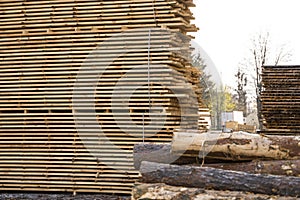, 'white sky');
192,0,300,86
